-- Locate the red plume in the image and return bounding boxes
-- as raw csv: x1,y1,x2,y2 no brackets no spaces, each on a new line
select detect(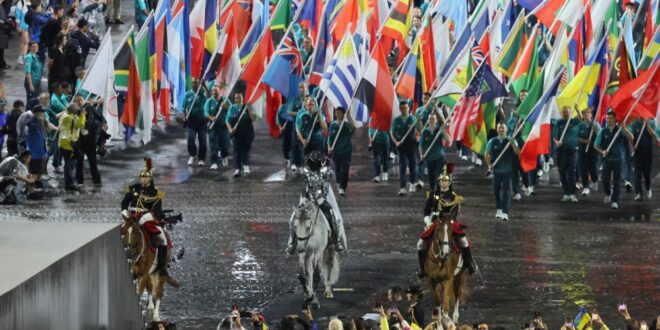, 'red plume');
144,157,152,170
446,162,454,175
